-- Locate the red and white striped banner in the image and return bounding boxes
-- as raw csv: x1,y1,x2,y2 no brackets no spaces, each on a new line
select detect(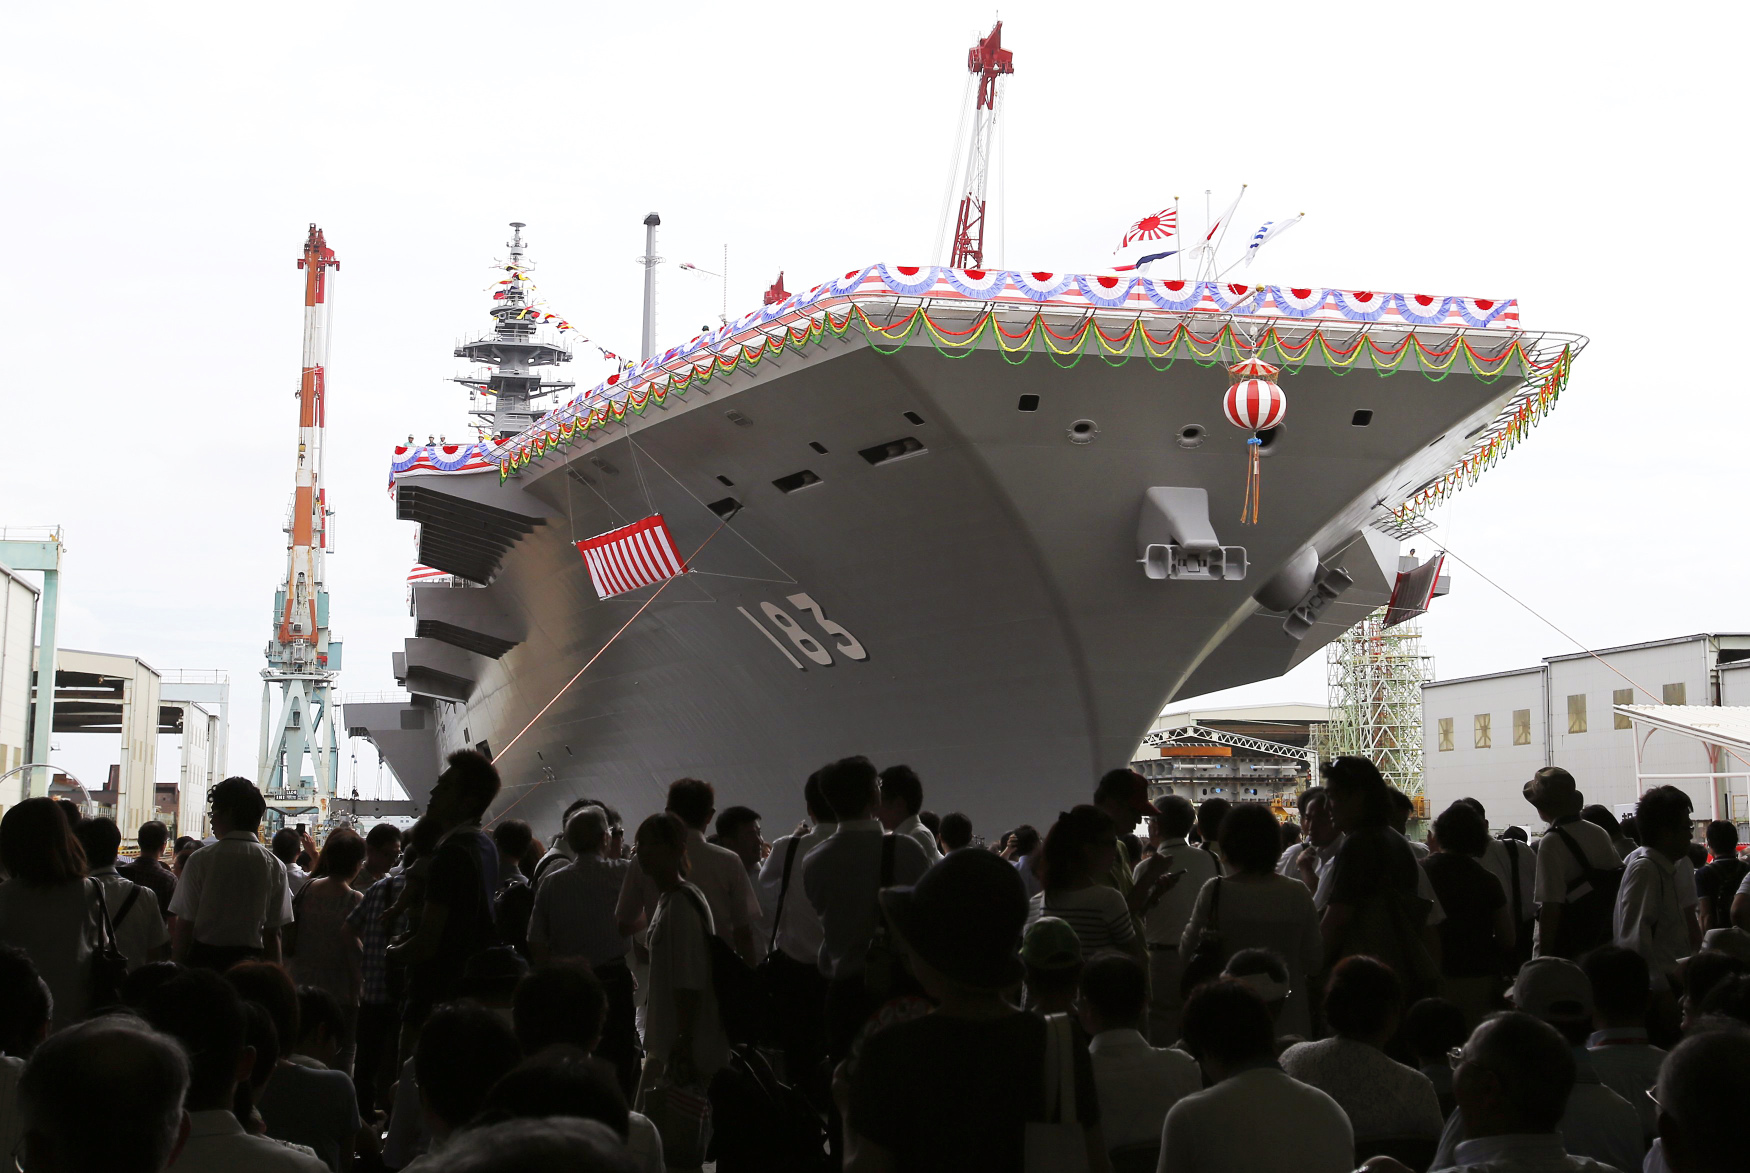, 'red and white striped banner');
407,564,451,583
575,514,688,600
